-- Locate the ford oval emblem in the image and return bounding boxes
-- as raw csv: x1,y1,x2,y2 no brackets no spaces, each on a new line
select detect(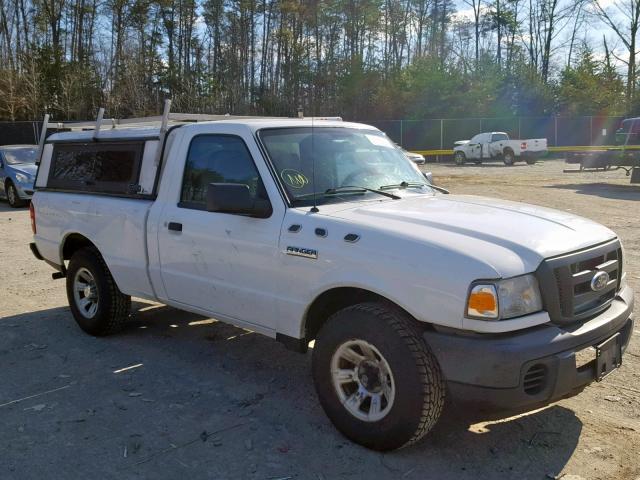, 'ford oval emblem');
590,271,610,292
